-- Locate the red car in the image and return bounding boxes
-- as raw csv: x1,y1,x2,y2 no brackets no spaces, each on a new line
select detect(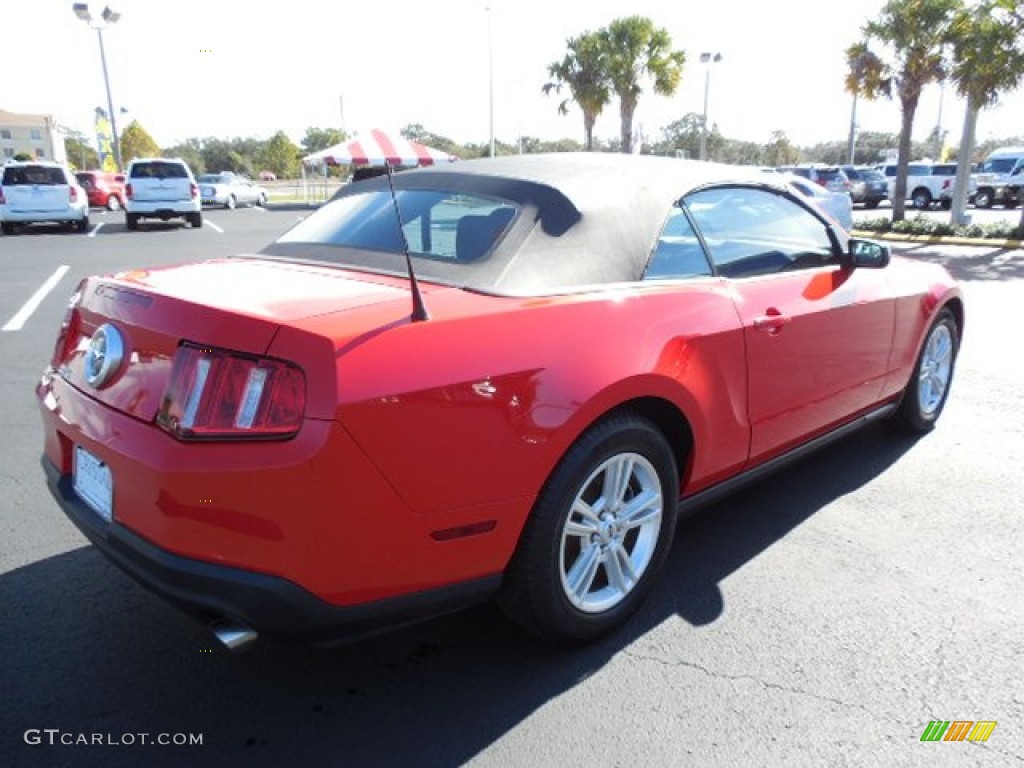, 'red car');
38,154,962,649
75,170,127,211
